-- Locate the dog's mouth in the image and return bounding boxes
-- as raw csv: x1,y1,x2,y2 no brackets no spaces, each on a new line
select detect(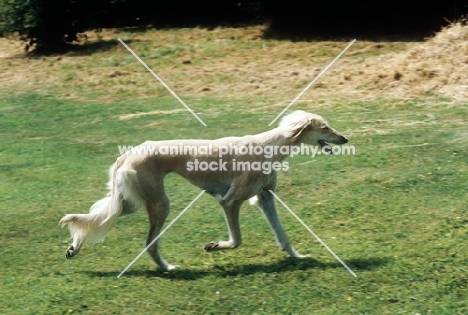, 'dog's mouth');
318,140,329,148
318,140,335,155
